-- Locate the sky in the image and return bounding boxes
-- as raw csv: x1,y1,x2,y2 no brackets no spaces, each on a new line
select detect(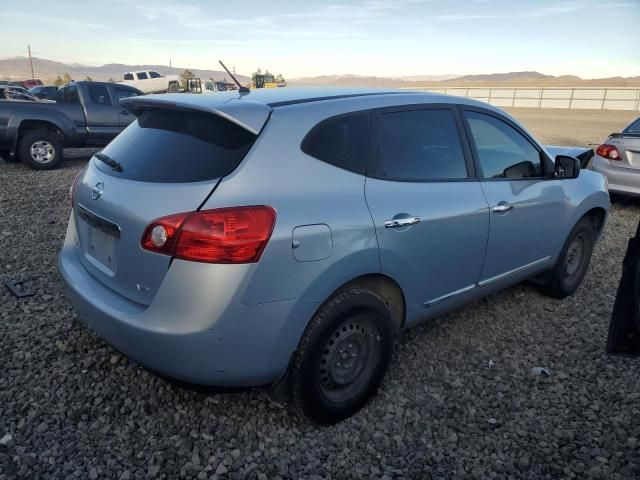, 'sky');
1,0,639,79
